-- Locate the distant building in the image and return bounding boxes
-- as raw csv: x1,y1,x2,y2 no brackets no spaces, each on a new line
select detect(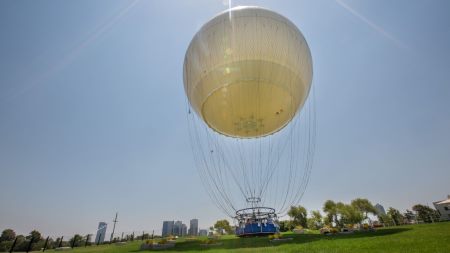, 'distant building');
173,221,183,236
189,219,199,236
199,229,208,236
403,209,417,224
181,224,188,237
433,195,450,221
95,222,107,244
375,203,386,216
162,221,174,237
